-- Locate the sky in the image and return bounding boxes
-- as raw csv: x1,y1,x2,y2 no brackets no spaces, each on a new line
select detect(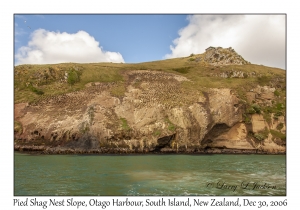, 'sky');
14,14,286,69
